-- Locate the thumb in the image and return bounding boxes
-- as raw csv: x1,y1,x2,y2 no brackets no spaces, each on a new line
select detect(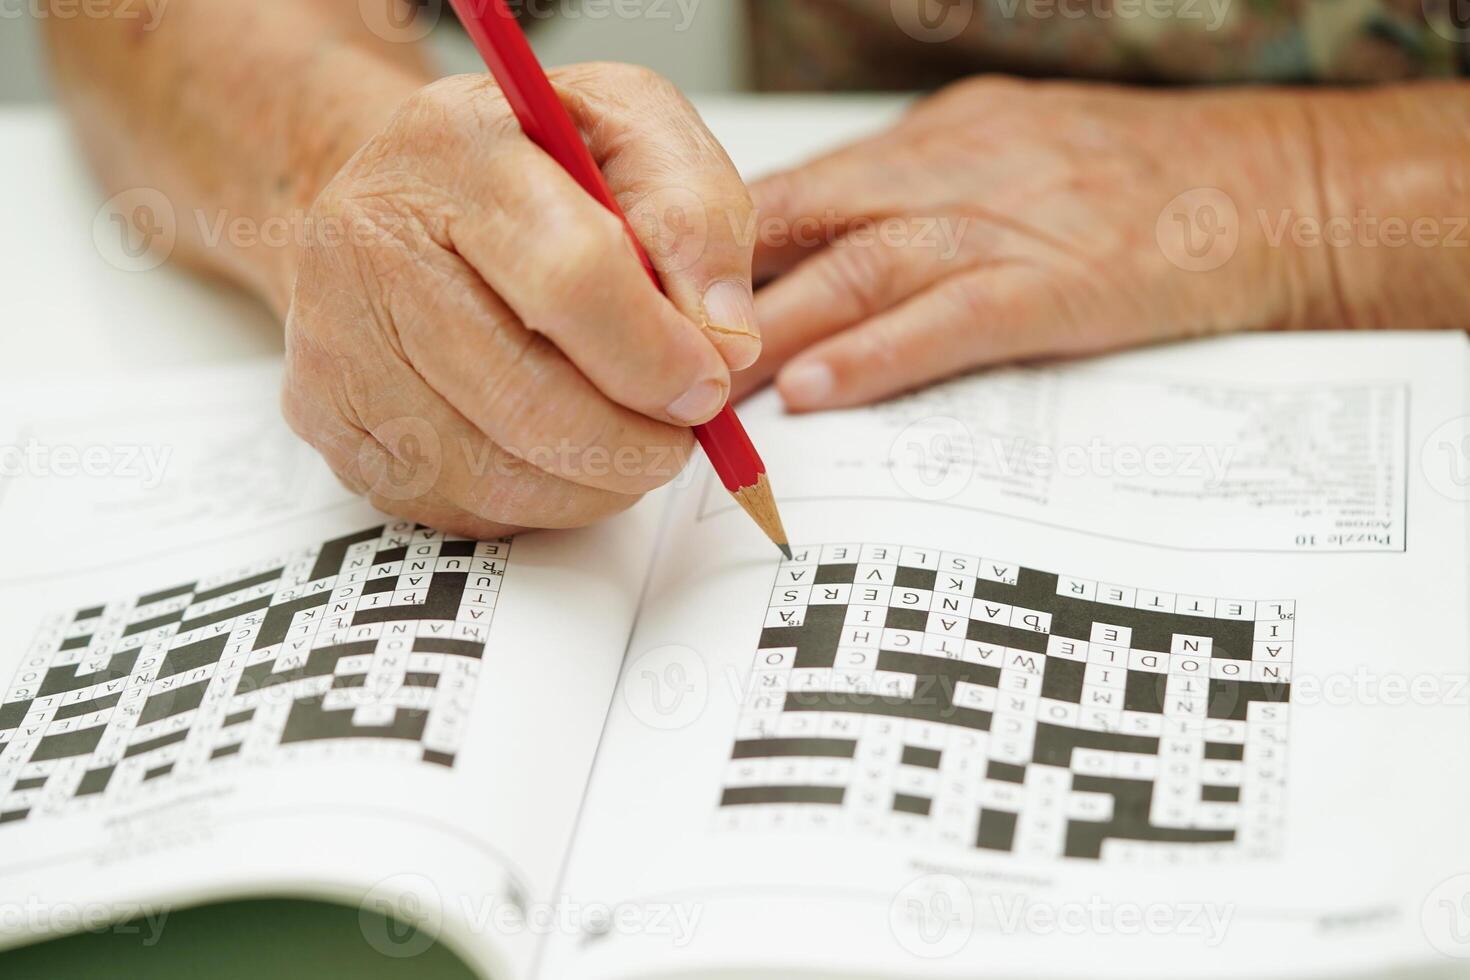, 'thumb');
555,63,760,371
